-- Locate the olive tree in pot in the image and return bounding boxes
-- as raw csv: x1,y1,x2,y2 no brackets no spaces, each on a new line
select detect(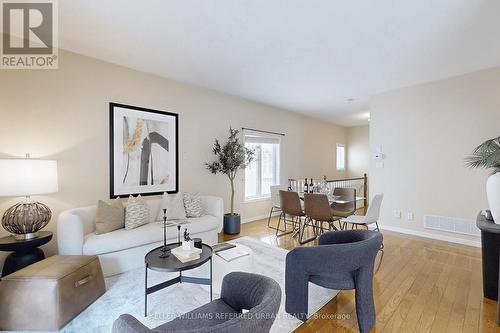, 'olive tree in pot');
466,136,500,223
206,128,254,234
